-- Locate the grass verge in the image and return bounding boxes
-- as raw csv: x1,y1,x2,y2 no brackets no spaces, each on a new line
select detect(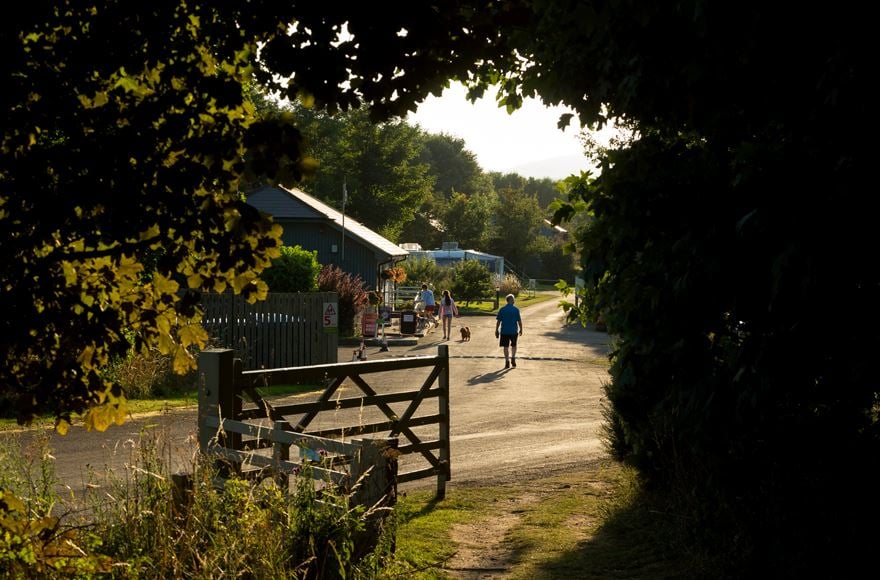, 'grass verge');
458,291,558,315
386,460,710,579
0,383,322,432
